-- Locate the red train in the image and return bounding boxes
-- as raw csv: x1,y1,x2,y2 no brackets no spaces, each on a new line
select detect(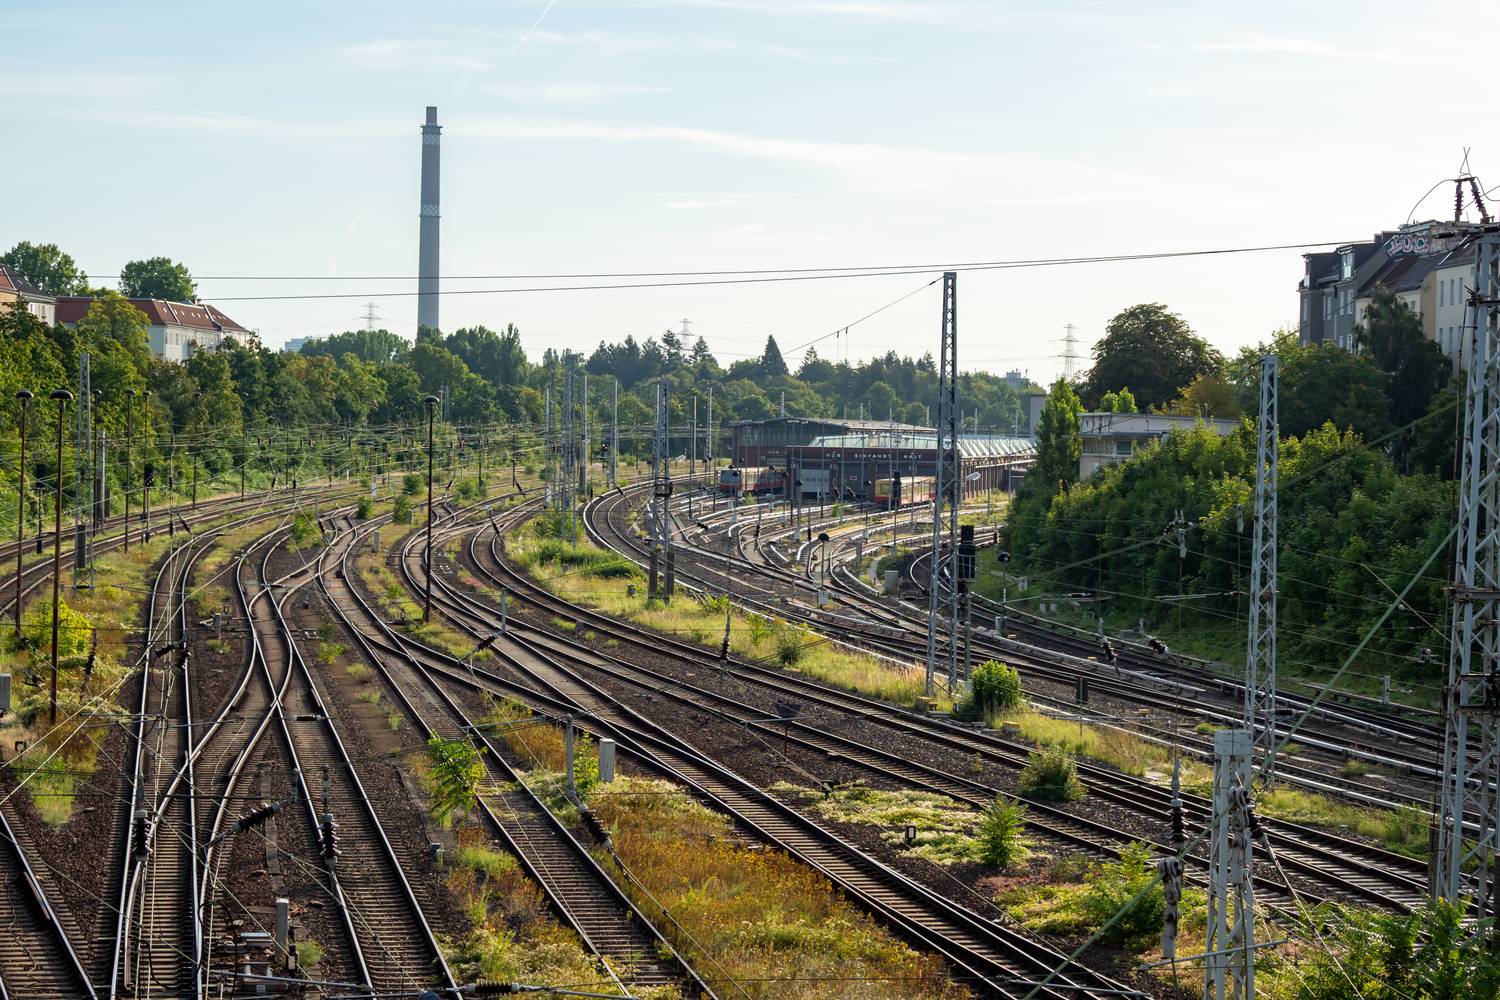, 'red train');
718,466,786,496
873,476,936,507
